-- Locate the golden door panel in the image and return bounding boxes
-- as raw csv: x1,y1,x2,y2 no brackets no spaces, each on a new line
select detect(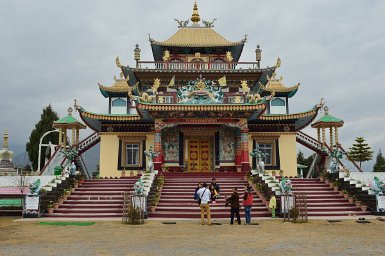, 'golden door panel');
188,139,212,172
